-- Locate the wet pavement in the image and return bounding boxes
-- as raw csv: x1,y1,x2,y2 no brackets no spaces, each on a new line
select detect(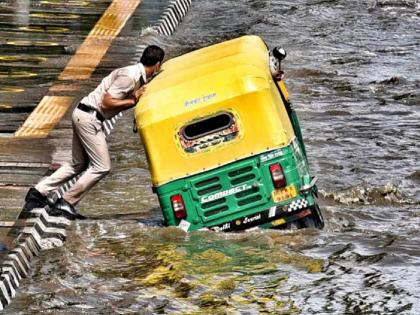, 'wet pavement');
0,0,163,256
1,0,420,314
0,0,109,132
0,0,169,289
